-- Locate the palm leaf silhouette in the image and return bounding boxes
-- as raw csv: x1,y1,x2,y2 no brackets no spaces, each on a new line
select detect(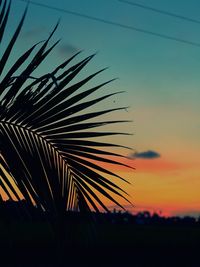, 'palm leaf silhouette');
0,0,133,217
